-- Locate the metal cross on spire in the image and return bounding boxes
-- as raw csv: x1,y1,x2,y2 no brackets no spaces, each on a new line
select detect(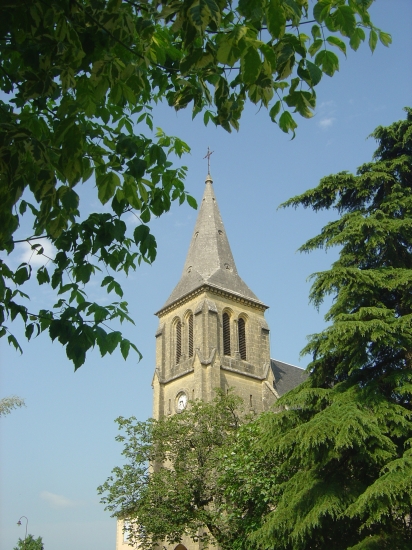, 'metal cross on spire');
203,146,214,174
